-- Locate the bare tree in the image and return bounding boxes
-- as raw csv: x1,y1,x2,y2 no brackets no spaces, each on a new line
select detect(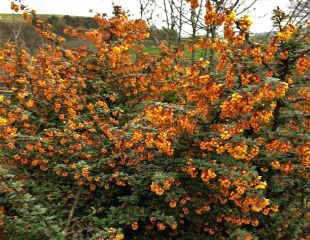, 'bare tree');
287,0,310,27
138,0,156,24
158,0,260,40
141,0,260,60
